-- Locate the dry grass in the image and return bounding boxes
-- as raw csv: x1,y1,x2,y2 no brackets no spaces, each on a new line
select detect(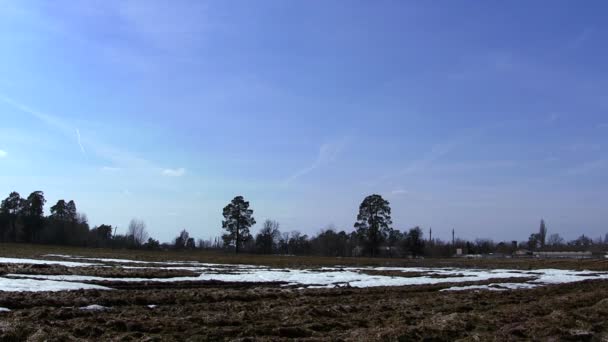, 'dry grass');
1,243,607,270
